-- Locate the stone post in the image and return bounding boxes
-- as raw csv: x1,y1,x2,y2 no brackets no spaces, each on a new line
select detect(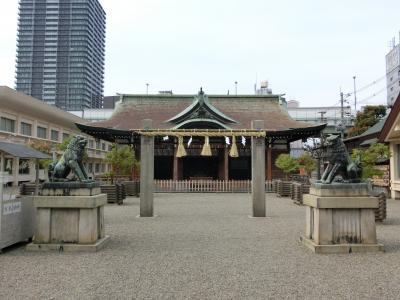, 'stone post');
140,119,154,217
266,146,272,181
251,120,266,217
